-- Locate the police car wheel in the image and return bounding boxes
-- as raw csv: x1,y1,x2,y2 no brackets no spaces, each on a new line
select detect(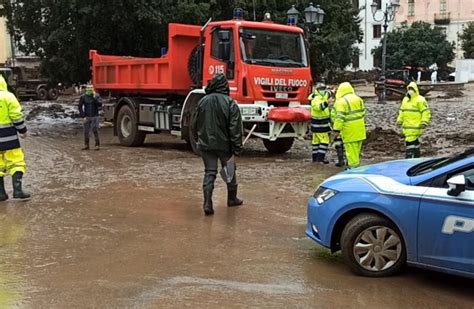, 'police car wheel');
341,213,406,277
